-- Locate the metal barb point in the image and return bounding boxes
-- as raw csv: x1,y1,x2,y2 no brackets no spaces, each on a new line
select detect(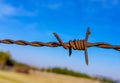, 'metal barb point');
69,47,72,56
85,27,91,41
84,28,91,65
53,32,63,45
53,32,73,56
